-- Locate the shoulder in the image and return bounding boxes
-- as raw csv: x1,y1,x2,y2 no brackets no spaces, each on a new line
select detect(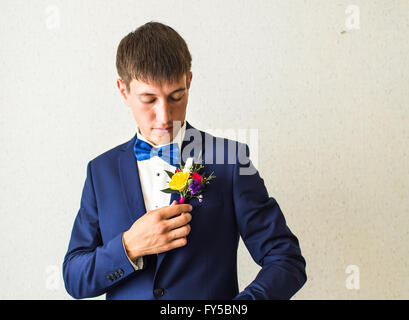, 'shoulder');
192,126,249,165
